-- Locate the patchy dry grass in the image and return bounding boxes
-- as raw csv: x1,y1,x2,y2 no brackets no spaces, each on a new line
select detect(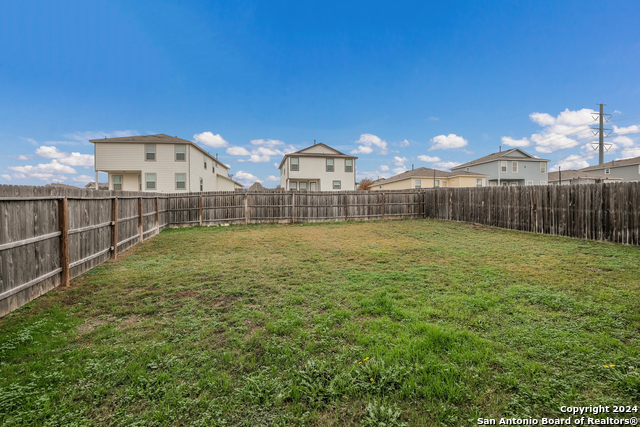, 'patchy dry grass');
1,219,639,426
